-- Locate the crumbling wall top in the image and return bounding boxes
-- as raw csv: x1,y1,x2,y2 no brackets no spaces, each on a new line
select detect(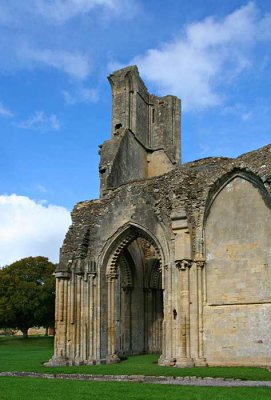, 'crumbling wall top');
99,65,181,196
